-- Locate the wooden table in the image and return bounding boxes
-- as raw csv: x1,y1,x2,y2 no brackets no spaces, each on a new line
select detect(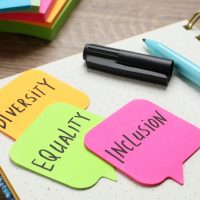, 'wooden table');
0,0,199,78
